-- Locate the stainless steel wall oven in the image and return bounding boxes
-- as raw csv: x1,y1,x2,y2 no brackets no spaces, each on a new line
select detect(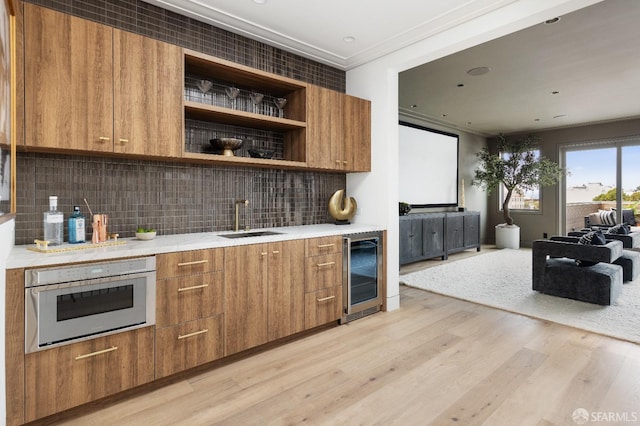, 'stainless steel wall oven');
25,256,156,353
342,231,383,323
